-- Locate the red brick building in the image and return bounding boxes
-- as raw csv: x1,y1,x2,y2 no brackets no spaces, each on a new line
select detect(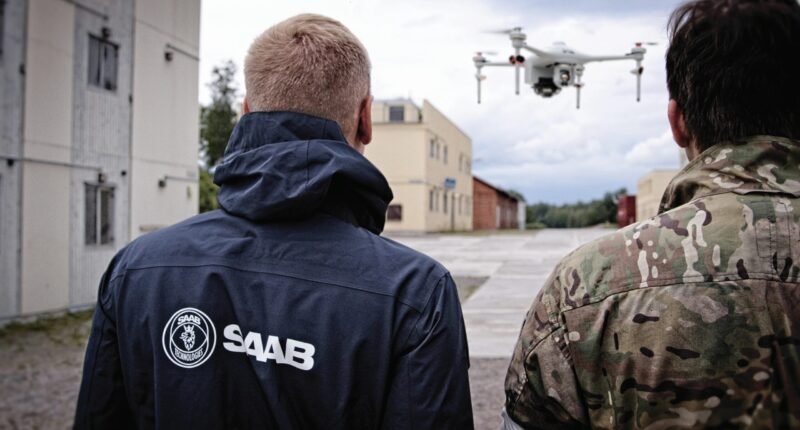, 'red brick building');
473,177,520,230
